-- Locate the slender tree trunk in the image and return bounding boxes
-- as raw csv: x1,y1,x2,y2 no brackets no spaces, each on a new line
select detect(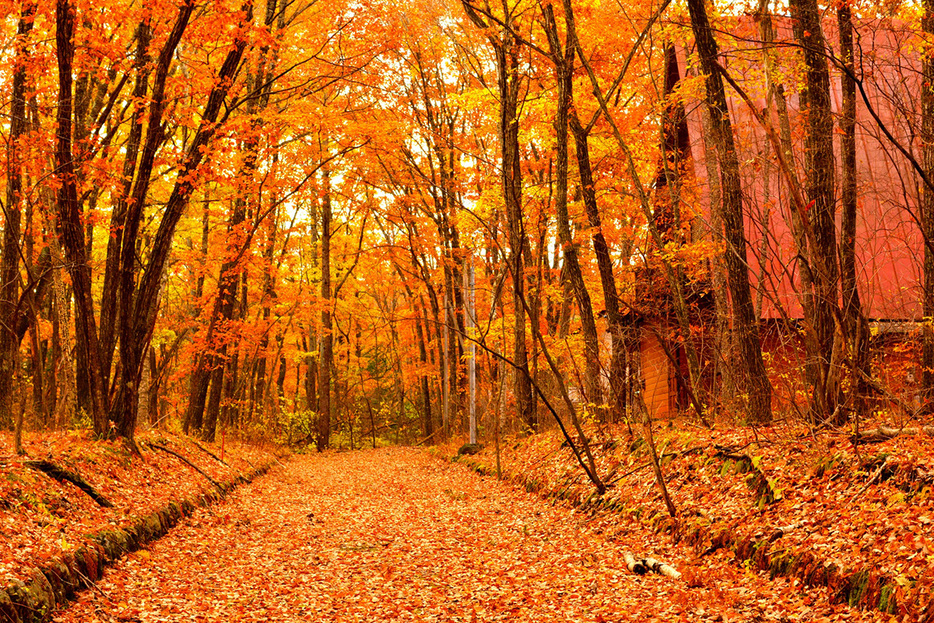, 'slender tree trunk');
497,14,535,431
543,5,603,411
922,0,934,405
305,189,320,414
253,207,277,422
789,0,841,423
465,258,477,444
442,288,451,436
99,20,151,386
29,317,47,423
49,293,60,425
276,355,287,414
183,196,212,434
203,343,230,441
568,2,707,421
571,112,629,423
317,168,333,451
698,97,735,408
837,2,870,418
415,302,433,438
